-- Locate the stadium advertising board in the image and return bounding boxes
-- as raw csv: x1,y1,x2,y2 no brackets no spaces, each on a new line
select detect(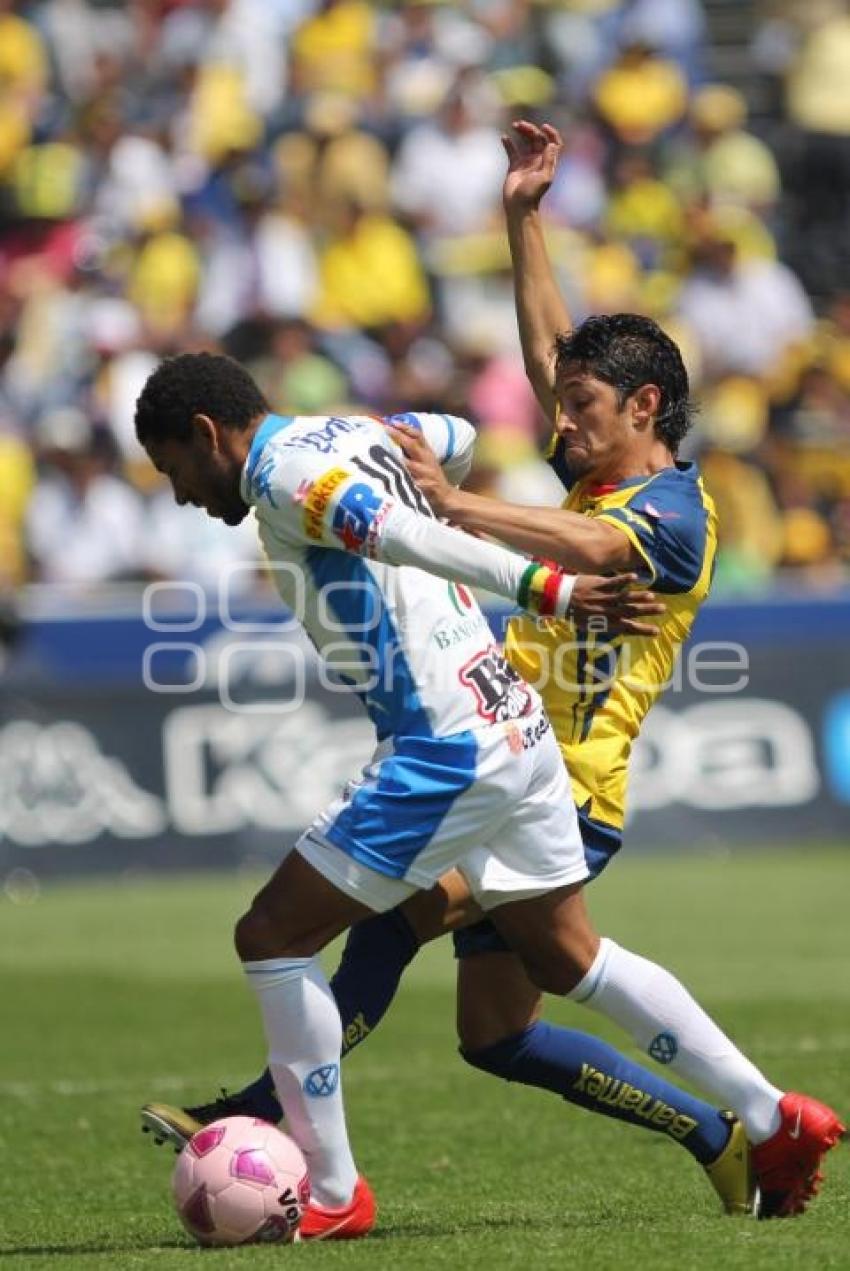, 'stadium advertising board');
1,594,848,879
